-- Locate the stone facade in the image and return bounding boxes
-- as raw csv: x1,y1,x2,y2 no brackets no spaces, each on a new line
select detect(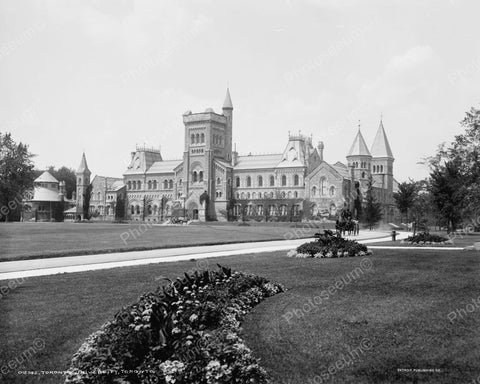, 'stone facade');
75,89,399,223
